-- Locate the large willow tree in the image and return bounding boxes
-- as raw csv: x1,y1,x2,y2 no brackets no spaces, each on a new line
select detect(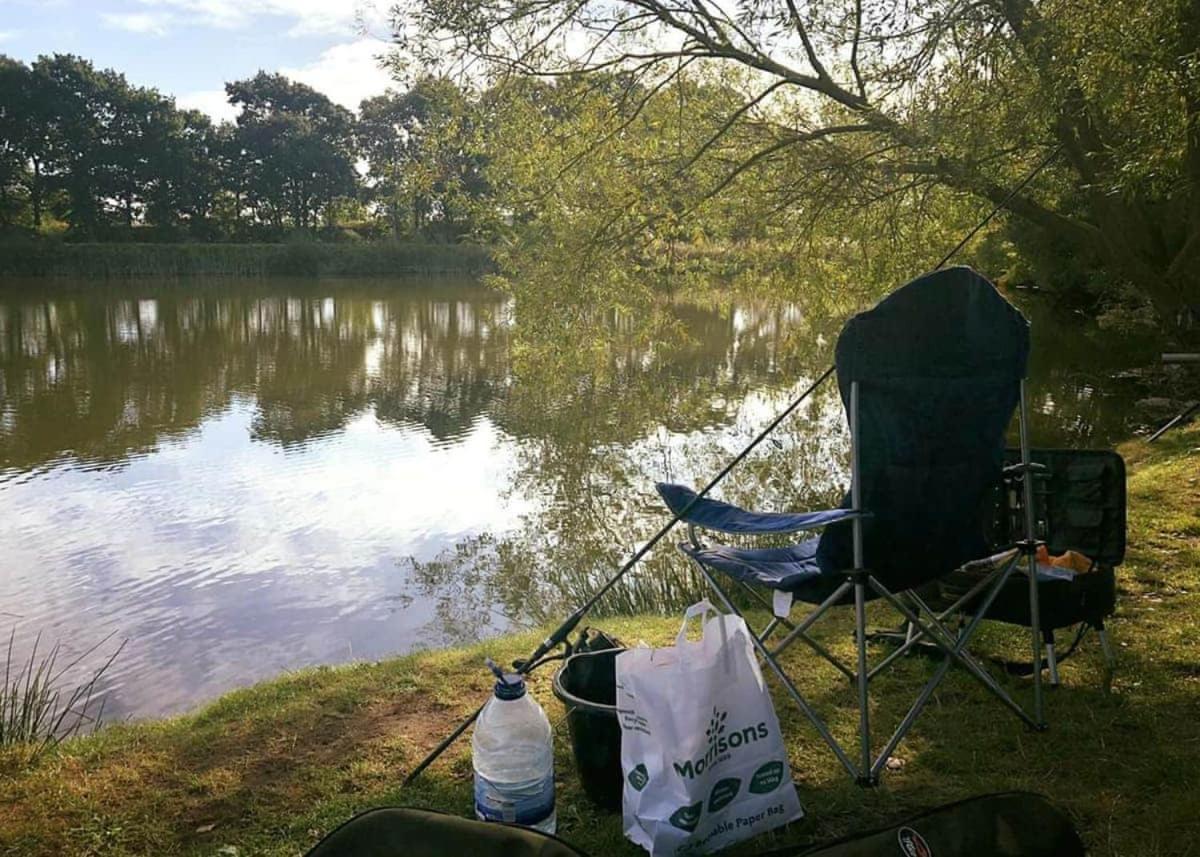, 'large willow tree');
399,0,1200,335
